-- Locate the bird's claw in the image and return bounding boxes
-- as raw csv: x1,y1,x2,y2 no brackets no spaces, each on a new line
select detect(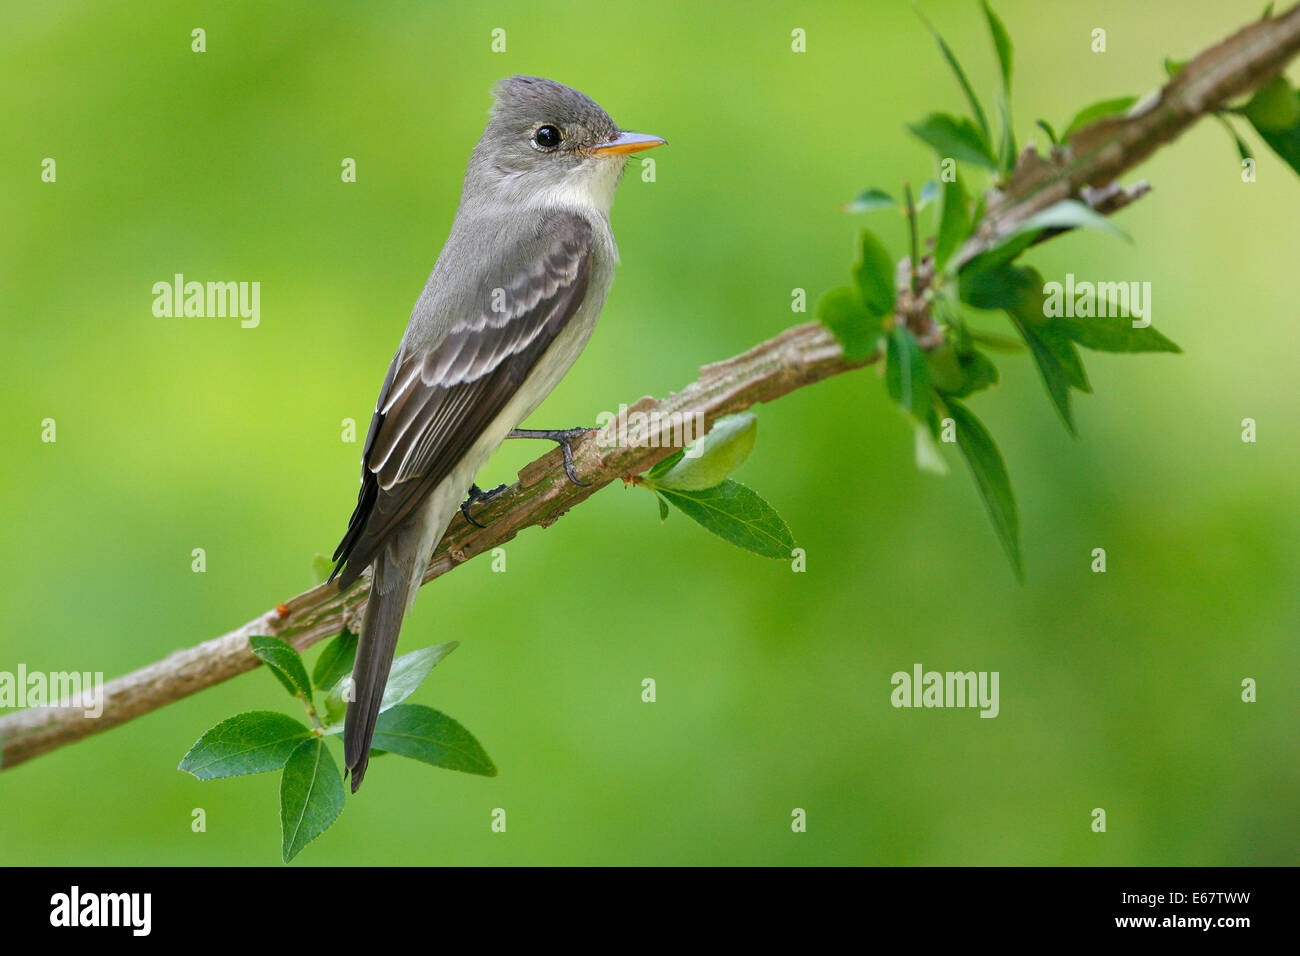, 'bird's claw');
460,482,507,528
508,427,592,487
